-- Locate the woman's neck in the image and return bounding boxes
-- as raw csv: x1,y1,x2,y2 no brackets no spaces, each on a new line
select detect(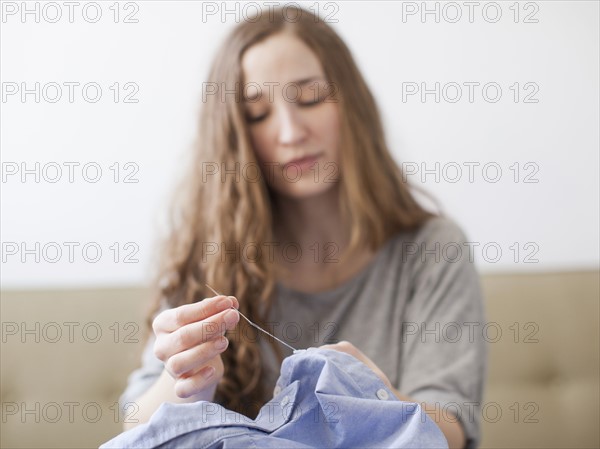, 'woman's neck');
270,184,378,293
272,184,348,253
